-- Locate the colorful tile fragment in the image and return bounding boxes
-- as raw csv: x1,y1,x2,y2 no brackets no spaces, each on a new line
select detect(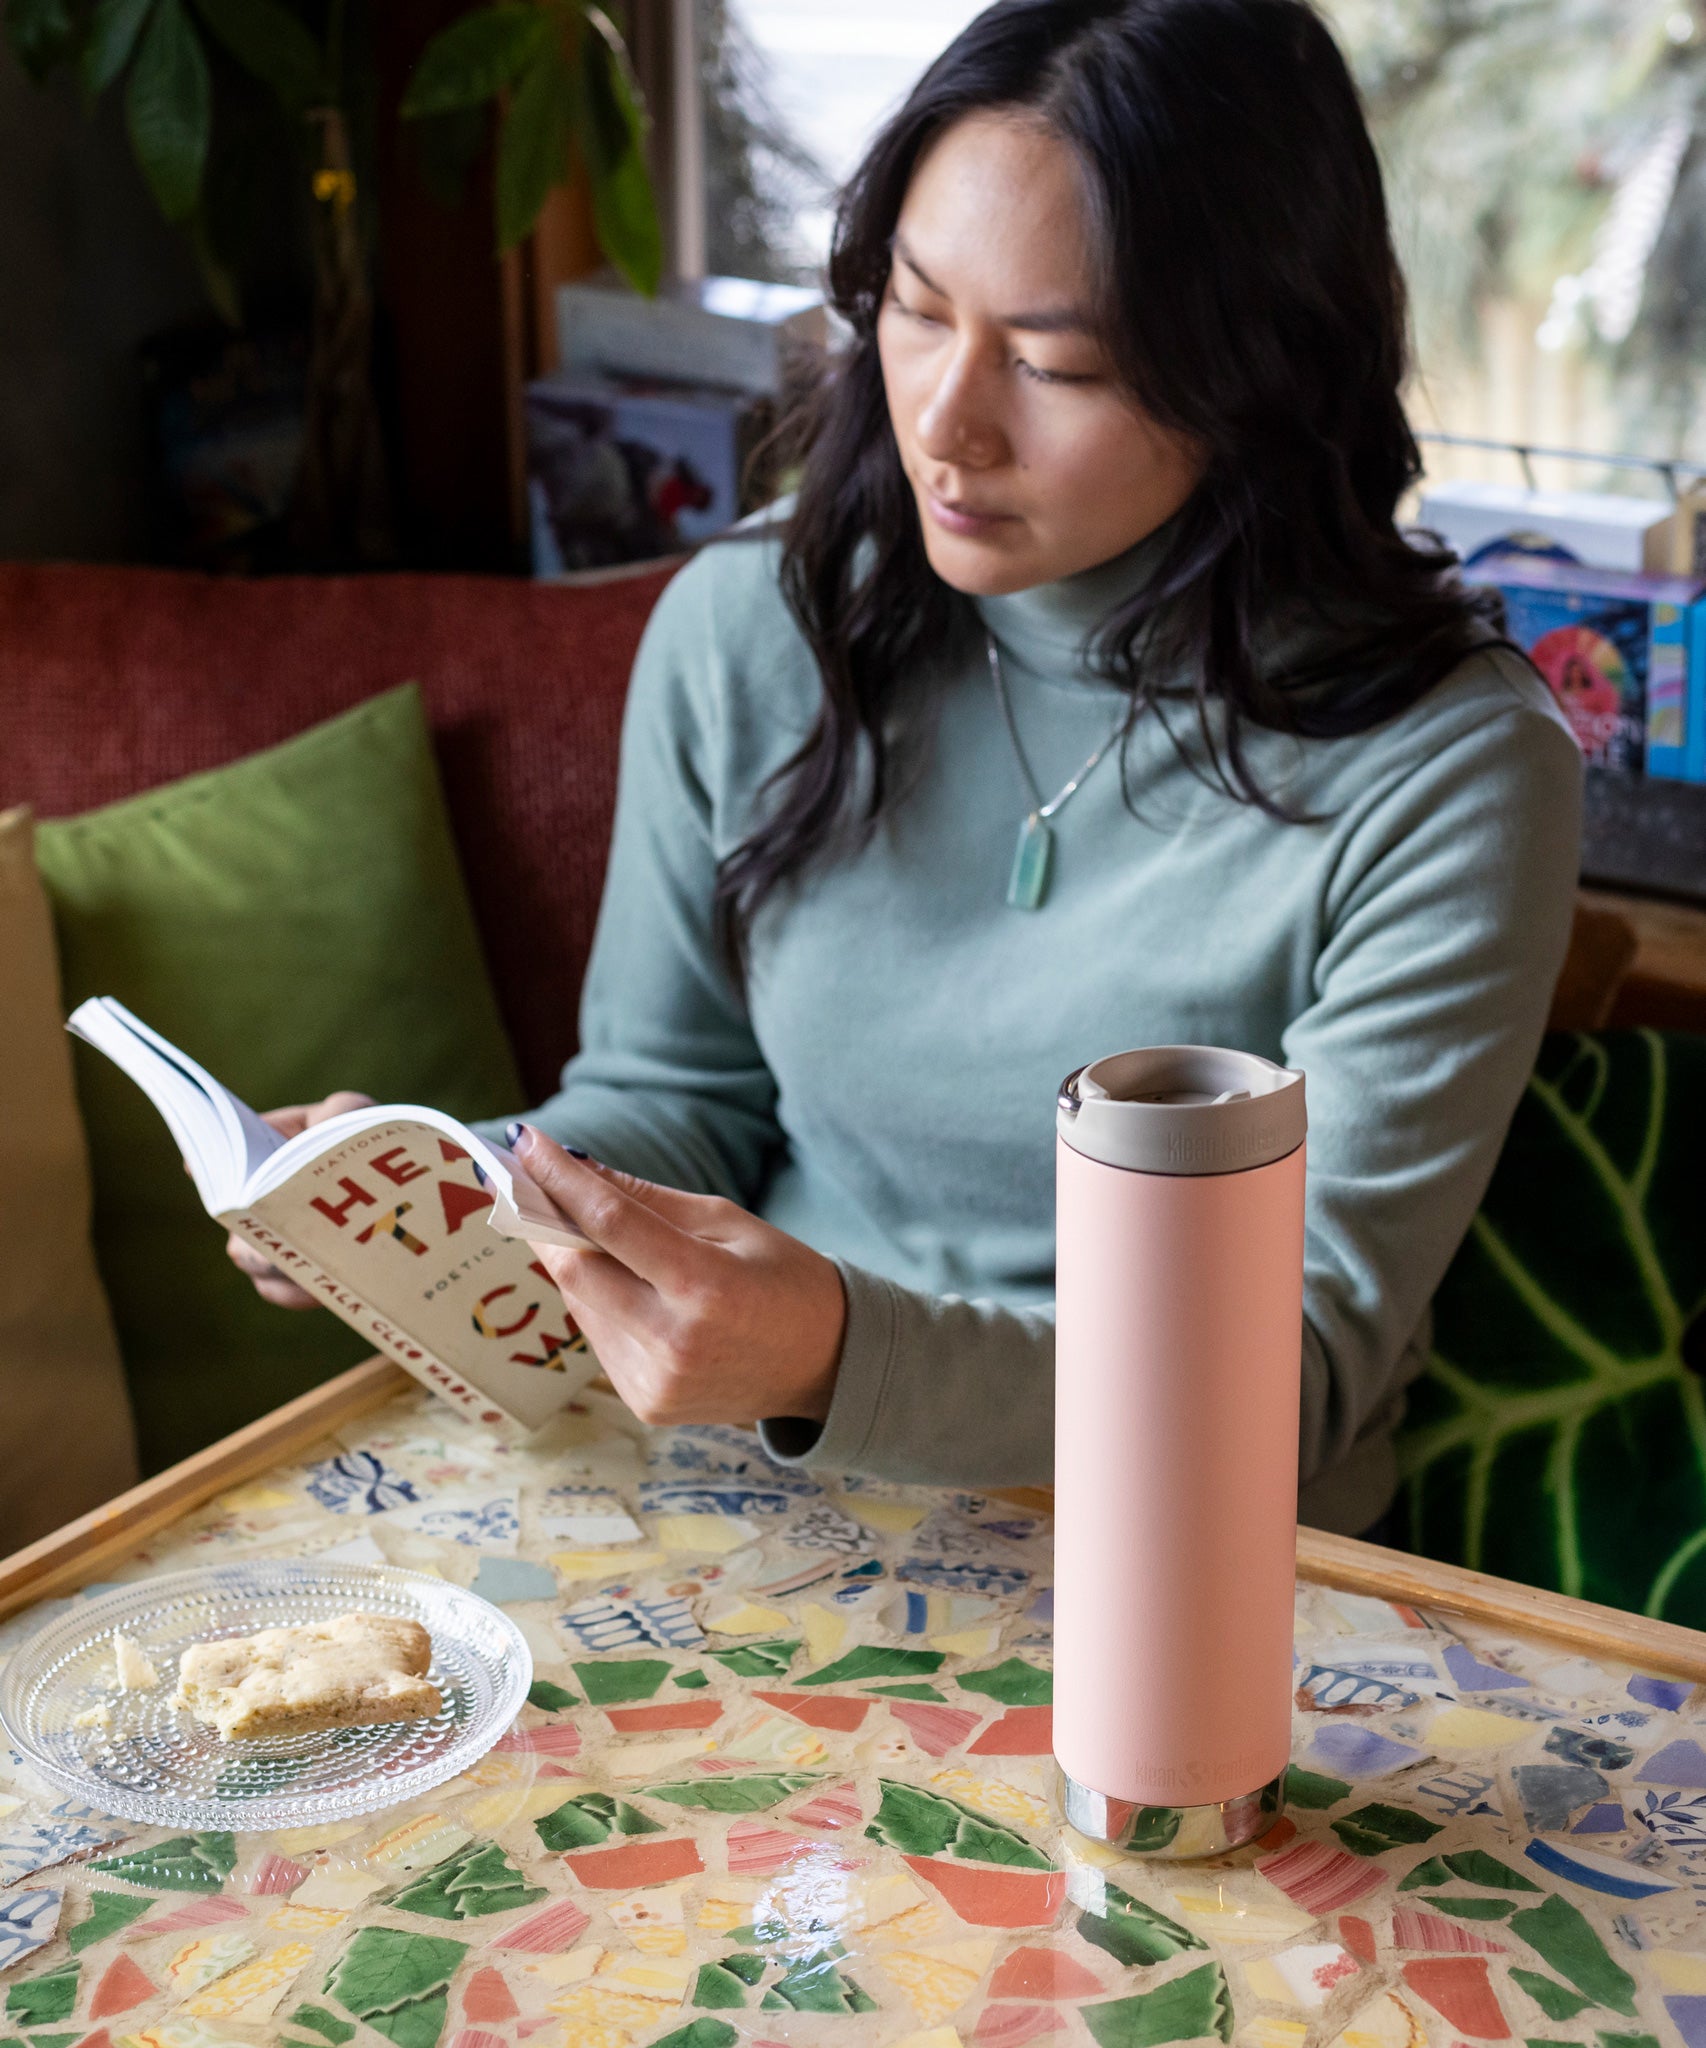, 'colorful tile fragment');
303,1452,419,1515
1257,1839,1385,1914
0,1888,61,1973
